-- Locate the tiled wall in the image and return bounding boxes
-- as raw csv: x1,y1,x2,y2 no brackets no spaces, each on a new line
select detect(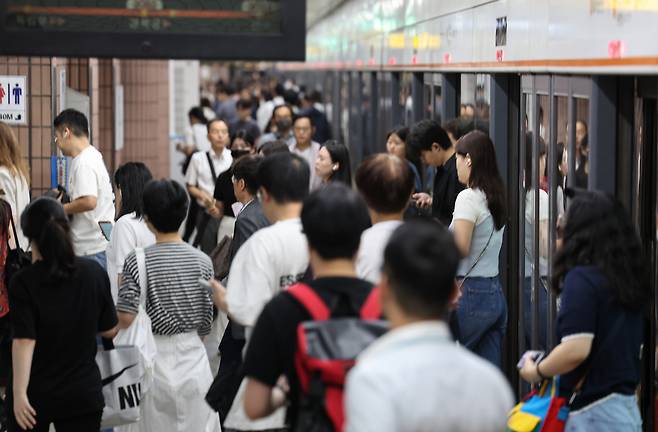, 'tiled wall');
0,57,171,198
0,57,54,197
